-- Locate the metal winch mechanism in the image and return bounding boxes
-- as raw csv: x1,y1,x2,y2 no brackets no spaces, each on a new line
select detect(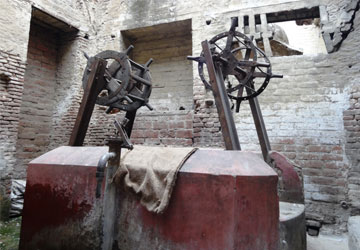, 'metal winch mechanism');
69,46,154,205
68,46,155,250
189,17,282,111
82,46,153,114
188,17,283,162
70,45,153,148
